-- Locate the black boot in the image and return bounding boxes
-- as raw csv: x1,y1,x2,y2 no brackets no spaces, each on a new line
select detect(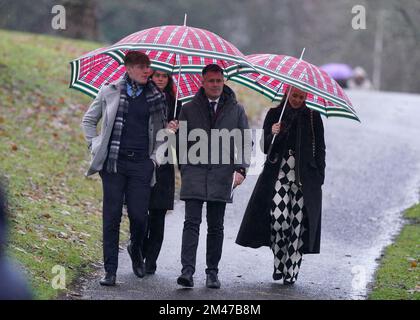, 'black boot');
283,279,295,285
206,272,221,289
272,270,283,281
127,241,145,278
99,272,116,286
145,260,157,274
177,270,194,288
